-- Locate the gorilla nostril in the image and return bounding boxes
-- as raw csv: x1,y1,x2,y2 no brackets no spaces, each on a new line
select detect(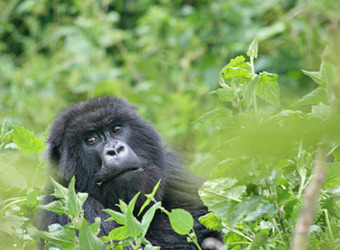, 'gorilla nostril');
117,146,125,154
107,150,116,156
